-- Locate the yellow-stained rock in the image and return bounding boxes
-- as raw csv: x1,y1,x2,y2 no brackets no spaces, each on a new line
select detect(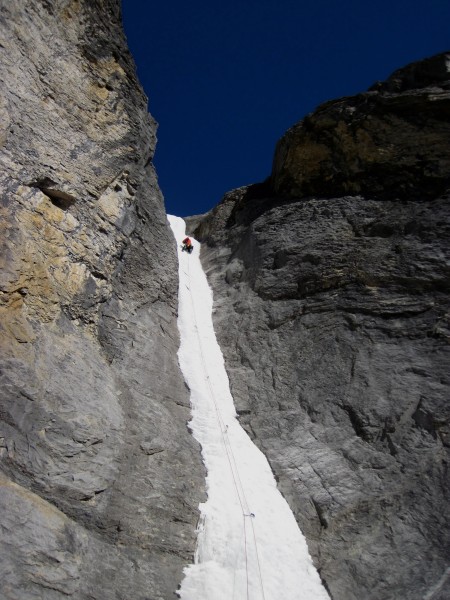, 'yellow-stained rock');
98,191,123,221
